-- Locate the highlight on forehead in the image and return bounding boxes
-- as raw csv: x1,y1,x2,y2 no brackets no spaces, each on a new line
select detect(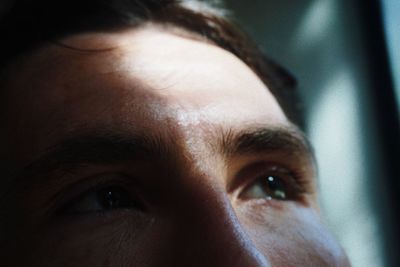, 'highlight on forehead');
0,0,302,128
